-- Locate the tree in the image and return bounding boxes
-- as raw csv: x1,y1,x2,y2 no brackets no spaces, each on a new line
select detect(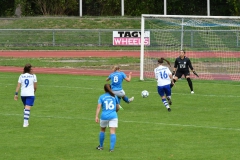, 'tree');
1,0,240,17
34,0,78,15
227,0,240,16
0,0,14,16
